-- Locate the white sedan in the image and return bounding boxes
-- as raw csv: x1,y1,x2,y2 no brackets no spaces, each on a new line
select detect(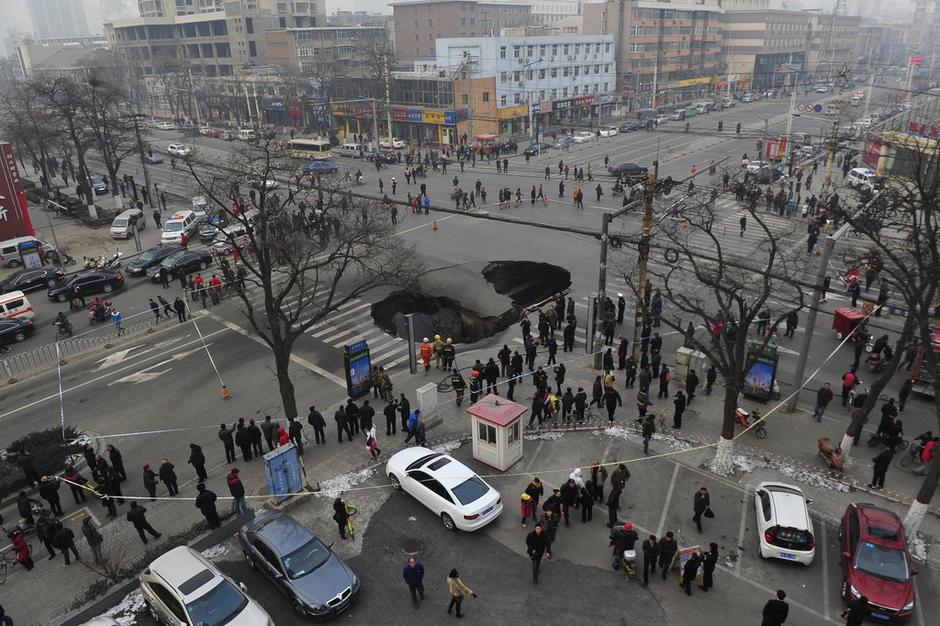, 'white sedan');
152,120,176,130
746,159,769,173
599,127,619,137
754,482,815,566
379,138,406,149
572,131,594,144
385,447,502,531
167,143,192,157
